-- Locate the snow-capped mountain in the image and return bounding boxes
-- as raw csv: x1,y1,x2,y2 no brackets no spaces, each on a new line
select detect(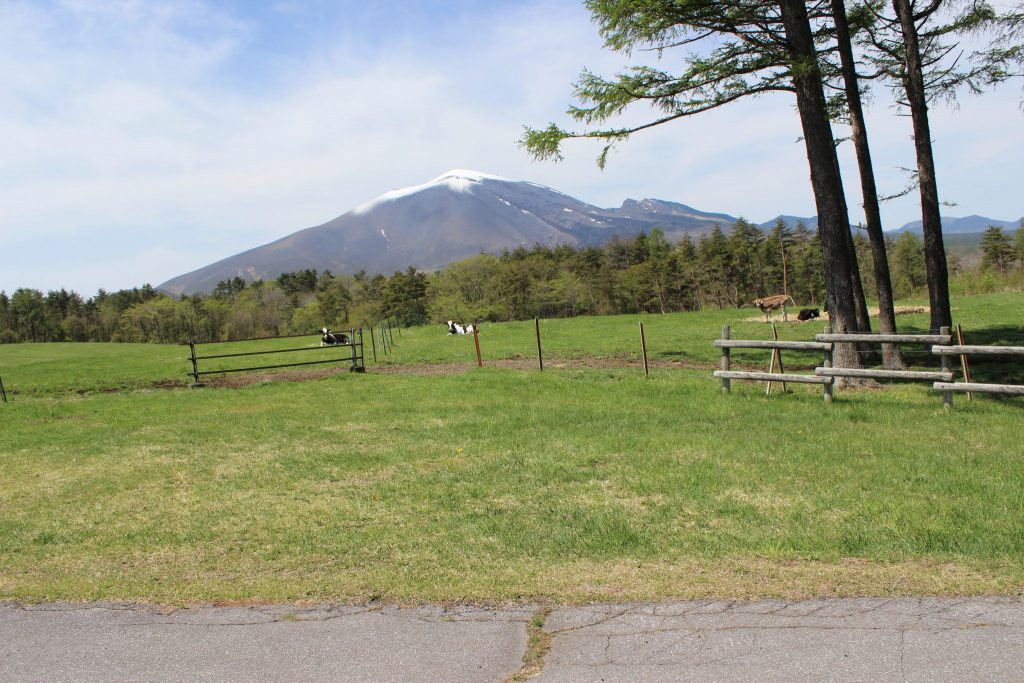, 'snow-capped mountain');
158,170,737,295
